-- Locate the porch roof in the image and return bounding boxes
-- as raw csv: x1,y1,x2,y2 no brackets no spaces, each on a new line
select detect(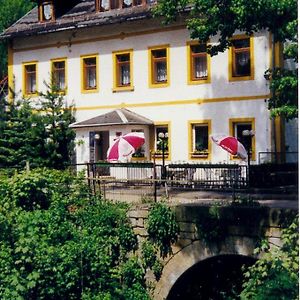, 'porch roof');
70,108,154,128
